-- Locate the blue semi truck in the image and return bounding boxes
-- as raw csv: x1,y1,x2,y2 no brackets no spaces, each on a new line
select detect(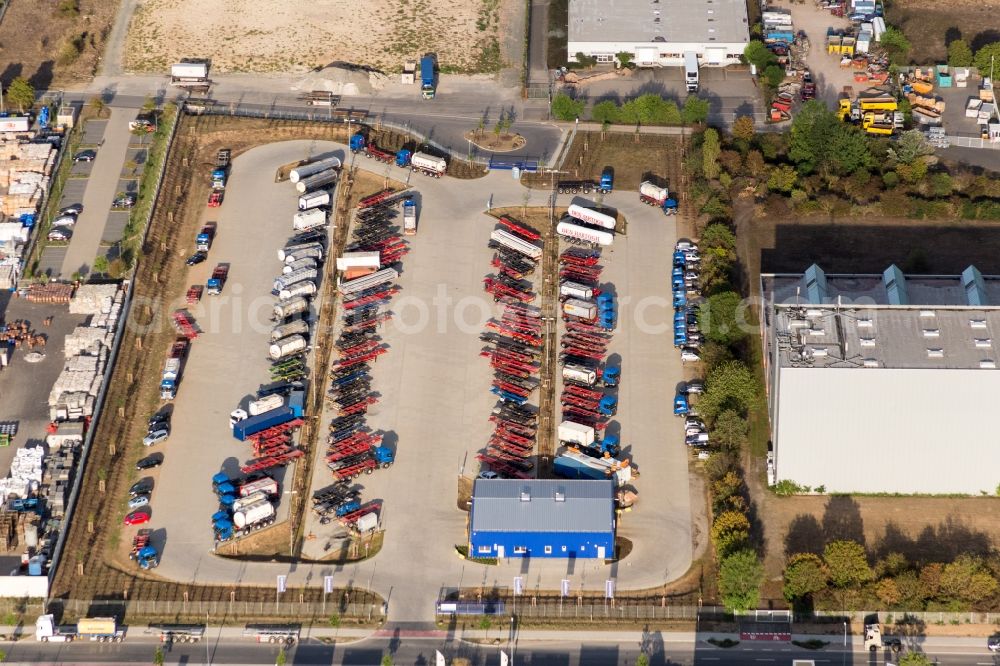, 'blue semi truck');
231,390,304,440
420,55,436,99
